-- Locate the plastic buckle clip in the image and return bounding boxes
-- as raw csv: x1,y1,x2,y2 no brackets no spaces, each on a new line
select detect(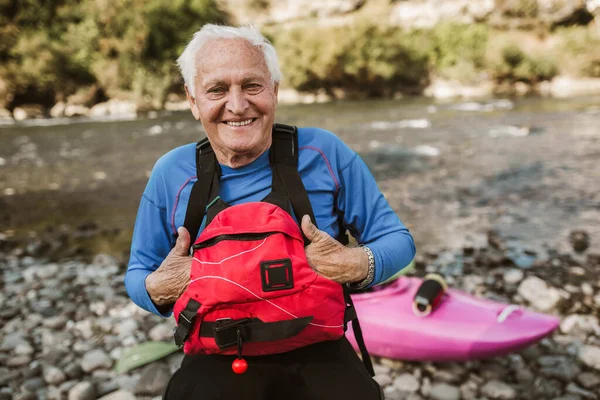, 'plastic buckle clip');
213,318,249,349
